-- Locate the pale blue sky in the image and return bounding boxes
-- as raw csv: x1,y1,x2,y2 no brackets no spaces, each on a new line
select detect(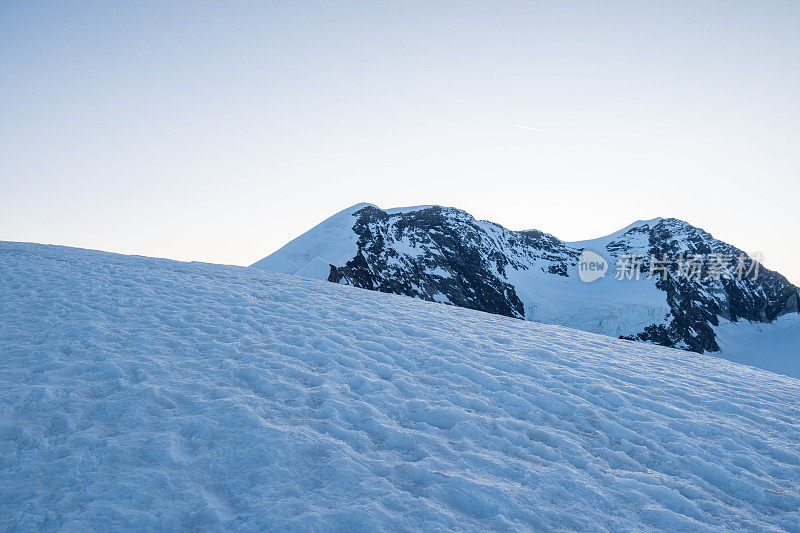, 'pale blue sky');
2,2,799,280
